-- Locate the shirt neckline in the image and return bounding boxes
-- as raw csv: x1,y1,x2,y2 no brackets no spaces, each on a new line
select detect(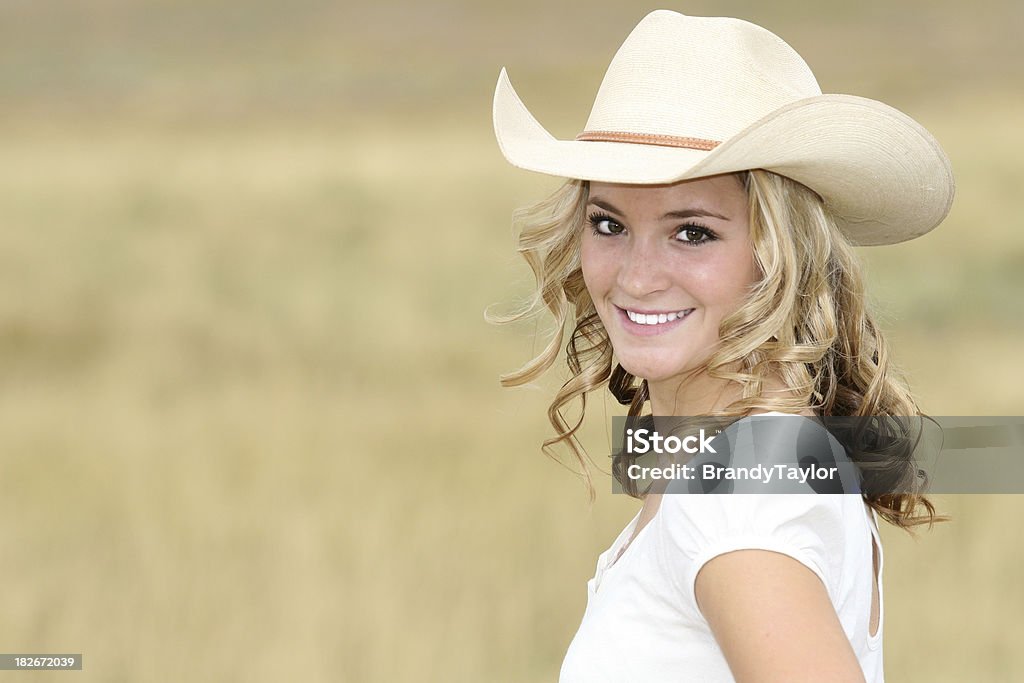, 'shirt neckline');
593,508,646,592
